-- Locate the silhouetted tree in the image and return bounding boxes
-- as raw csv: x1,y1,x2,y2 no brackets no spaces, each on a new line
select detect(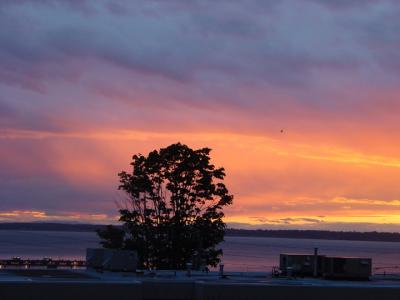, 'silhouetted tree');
97,143,233,270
